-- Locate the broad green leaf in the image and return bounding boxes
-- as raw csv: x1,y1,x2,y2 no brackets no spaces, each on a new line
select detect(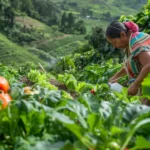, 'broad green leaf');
110,126,124,136
87,113,100,132
121,118,150,150
57,100,88,128
78,93,99,112
123,104,150,122
64,124,95,150
52,111,74,124
142,74,150,98
130,136,150,150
